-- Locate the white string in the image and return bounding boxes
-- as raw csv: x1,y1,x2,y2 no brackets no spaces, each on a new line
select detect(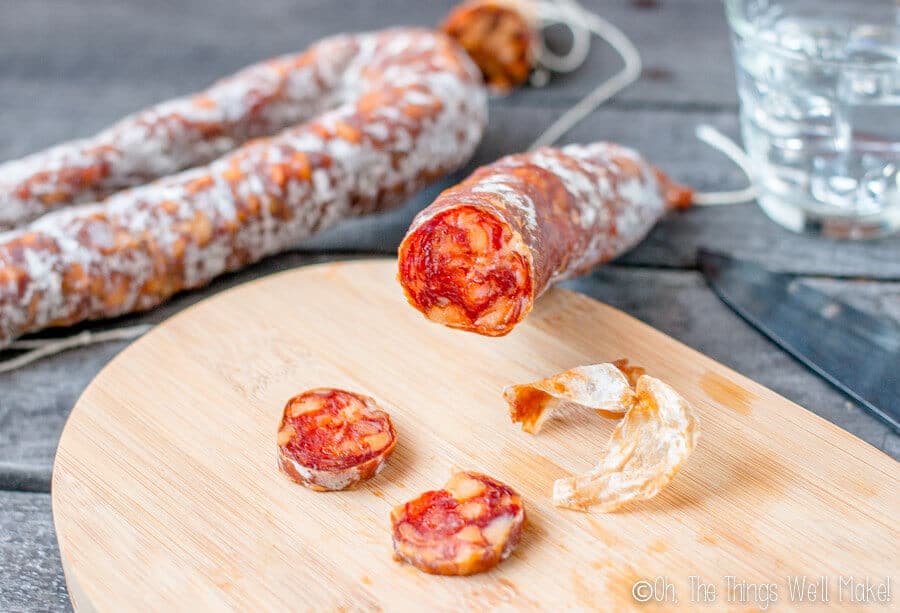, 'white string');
692,124,758,205
533,0,592,74
529,0,643,150
0,324,151,374
528,2,755,206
